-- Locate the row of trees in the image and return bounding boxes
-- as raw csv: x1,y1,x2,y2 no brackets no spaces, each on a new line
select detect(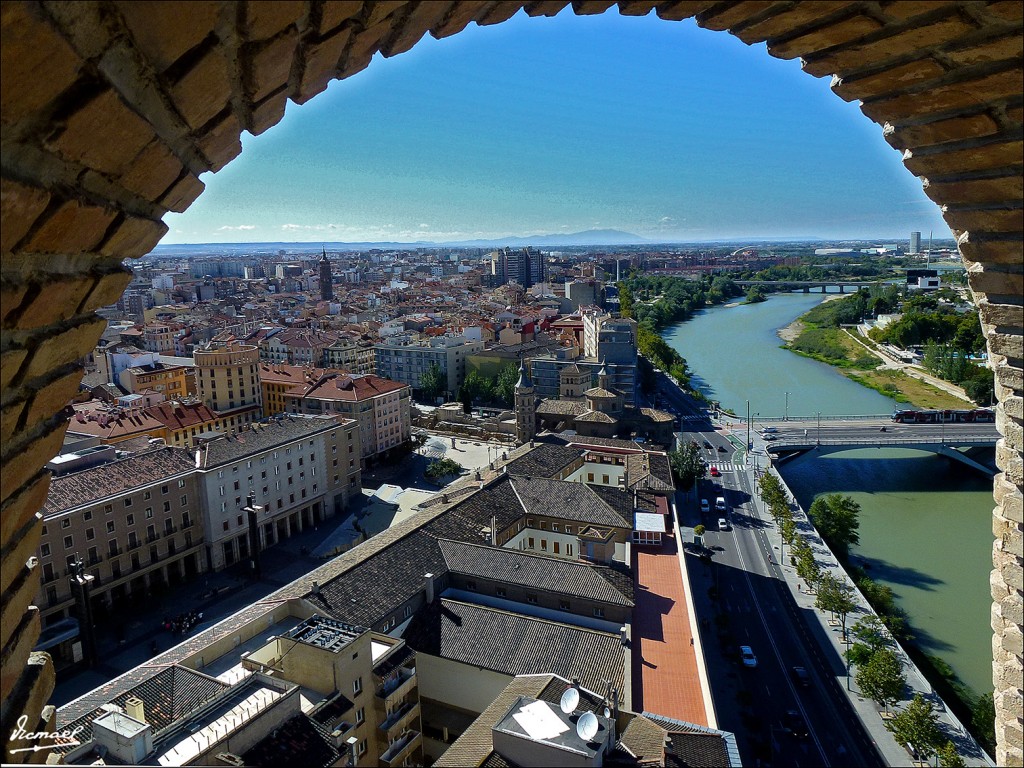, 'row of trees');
756,474,970,765
668,442,707,489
